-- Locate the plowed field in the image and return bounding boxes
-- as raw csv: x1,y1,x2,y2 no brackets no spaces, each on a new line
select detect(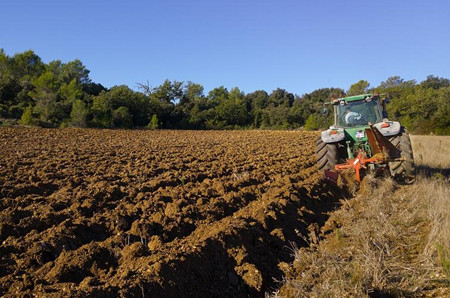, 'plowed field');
0,128,340,297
